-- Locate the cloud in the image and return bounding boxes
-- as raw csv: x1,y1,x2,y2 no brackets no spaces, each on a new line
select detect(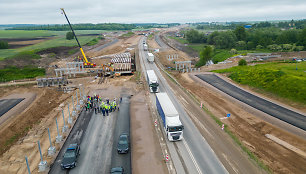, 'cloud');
0,0,305,24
